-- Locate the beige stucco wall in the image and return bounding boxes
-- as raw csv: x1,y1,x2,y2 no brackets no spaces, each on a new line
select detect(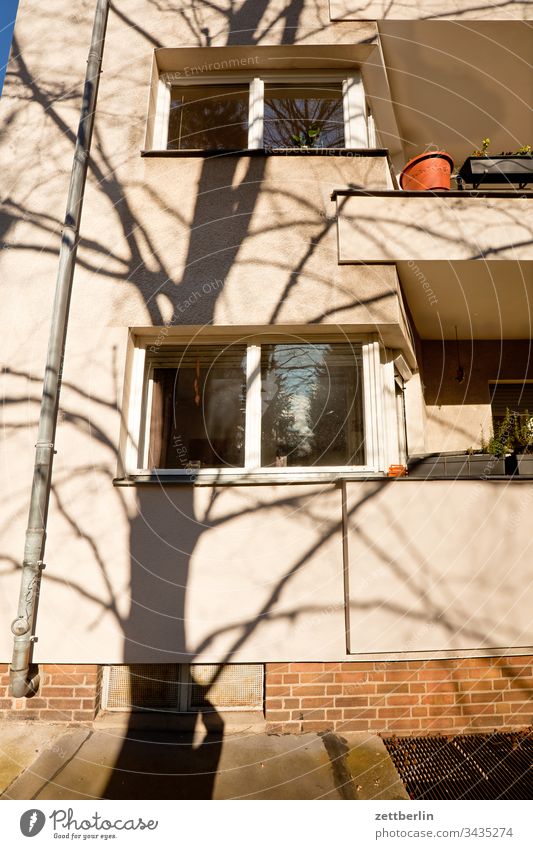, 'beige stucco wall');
0,0,399,665
1,1,531,665
2,474,533,663
344,480,533,655
330,0,533,20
